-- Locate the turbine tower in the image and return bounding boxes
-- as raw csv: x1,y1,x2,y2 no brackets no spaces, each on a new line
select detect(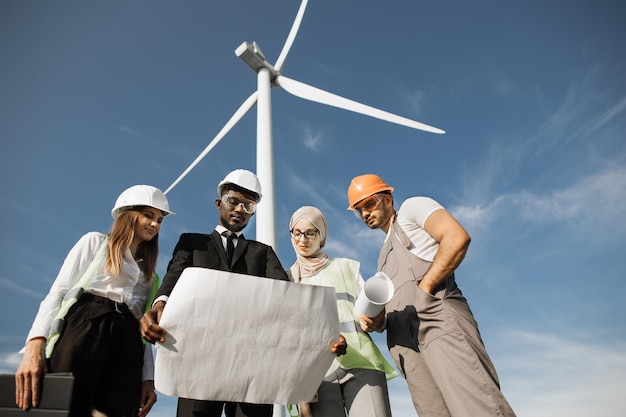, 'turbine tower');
164,0,445,250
